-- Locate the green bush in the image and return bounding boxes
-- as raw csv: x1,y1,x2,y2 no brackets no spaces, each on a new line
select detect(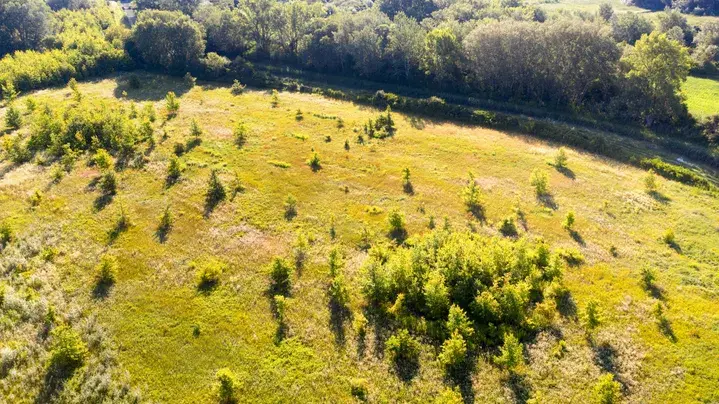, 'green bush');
92,149,113,170
554,147,568,168
230,79,246,95
215,368,239,404
96,255,118,286
582,300,602,331
640,267,656,291
644,169,658,193
184,72,196,88
424,271,449,320
662,228,675,245
157,206,173,237
29,190,43,207
385,329,421,373
439,331,468,377
386,209,407,241
494,332,524,372
295,109,304,121
329,274,350,310
48,325,88,373
530,168,549,196
270,89,279,108
349,378,369,401
194,260,224,290
99,171,117,195
234,122,248,147
270,257,292,296
307,152,321,171
190,118,202,138
284,194,297,219
563,211,575,231
165,91,180,118
462,172,483,217
4,103,22,130
402,168,413,194
166,156,181,183
205,170,226,207
593,373,622,404
0,222,13,248
499,216,518,237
